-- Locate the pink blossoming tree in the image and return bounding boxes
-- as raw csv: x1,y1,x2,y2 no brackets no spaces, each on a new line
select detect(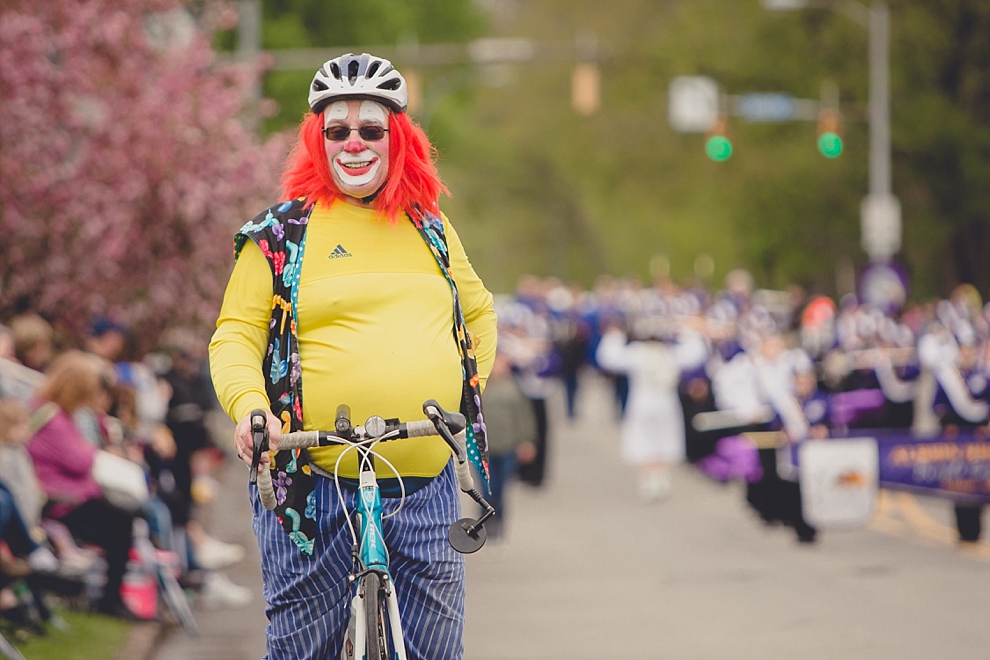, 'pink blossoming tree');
0,0,287,346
